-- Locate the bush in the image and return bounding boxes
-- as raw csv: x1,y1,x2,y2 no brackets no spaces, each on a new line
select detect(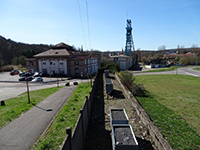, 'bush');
131,83,147,97
119,71,134,90
119,70,148,97
0,66,14,72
